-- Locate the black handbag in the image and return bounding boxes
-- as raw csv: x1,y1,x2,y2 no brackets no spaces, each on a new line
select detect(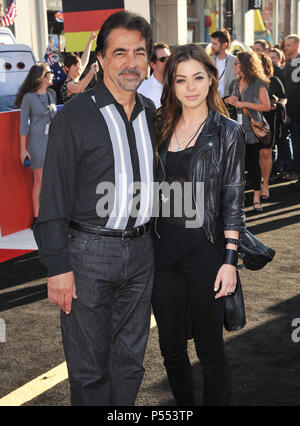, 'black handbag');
186,271,246,335
224,270,246,332
238,229,276,271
